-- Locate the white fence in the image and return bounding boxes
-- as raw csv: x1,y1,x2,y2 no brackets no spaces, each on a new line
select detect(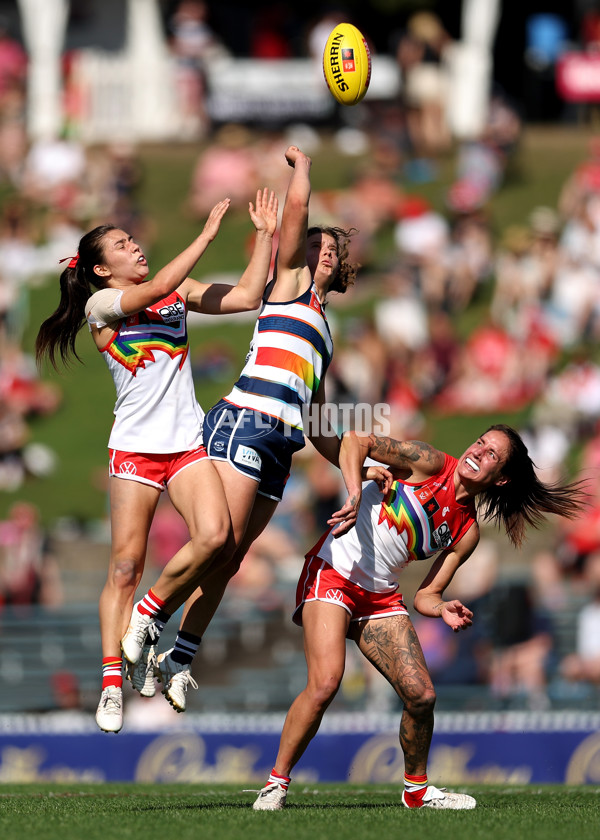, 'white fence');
71,50,182,144
69,52,401,144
